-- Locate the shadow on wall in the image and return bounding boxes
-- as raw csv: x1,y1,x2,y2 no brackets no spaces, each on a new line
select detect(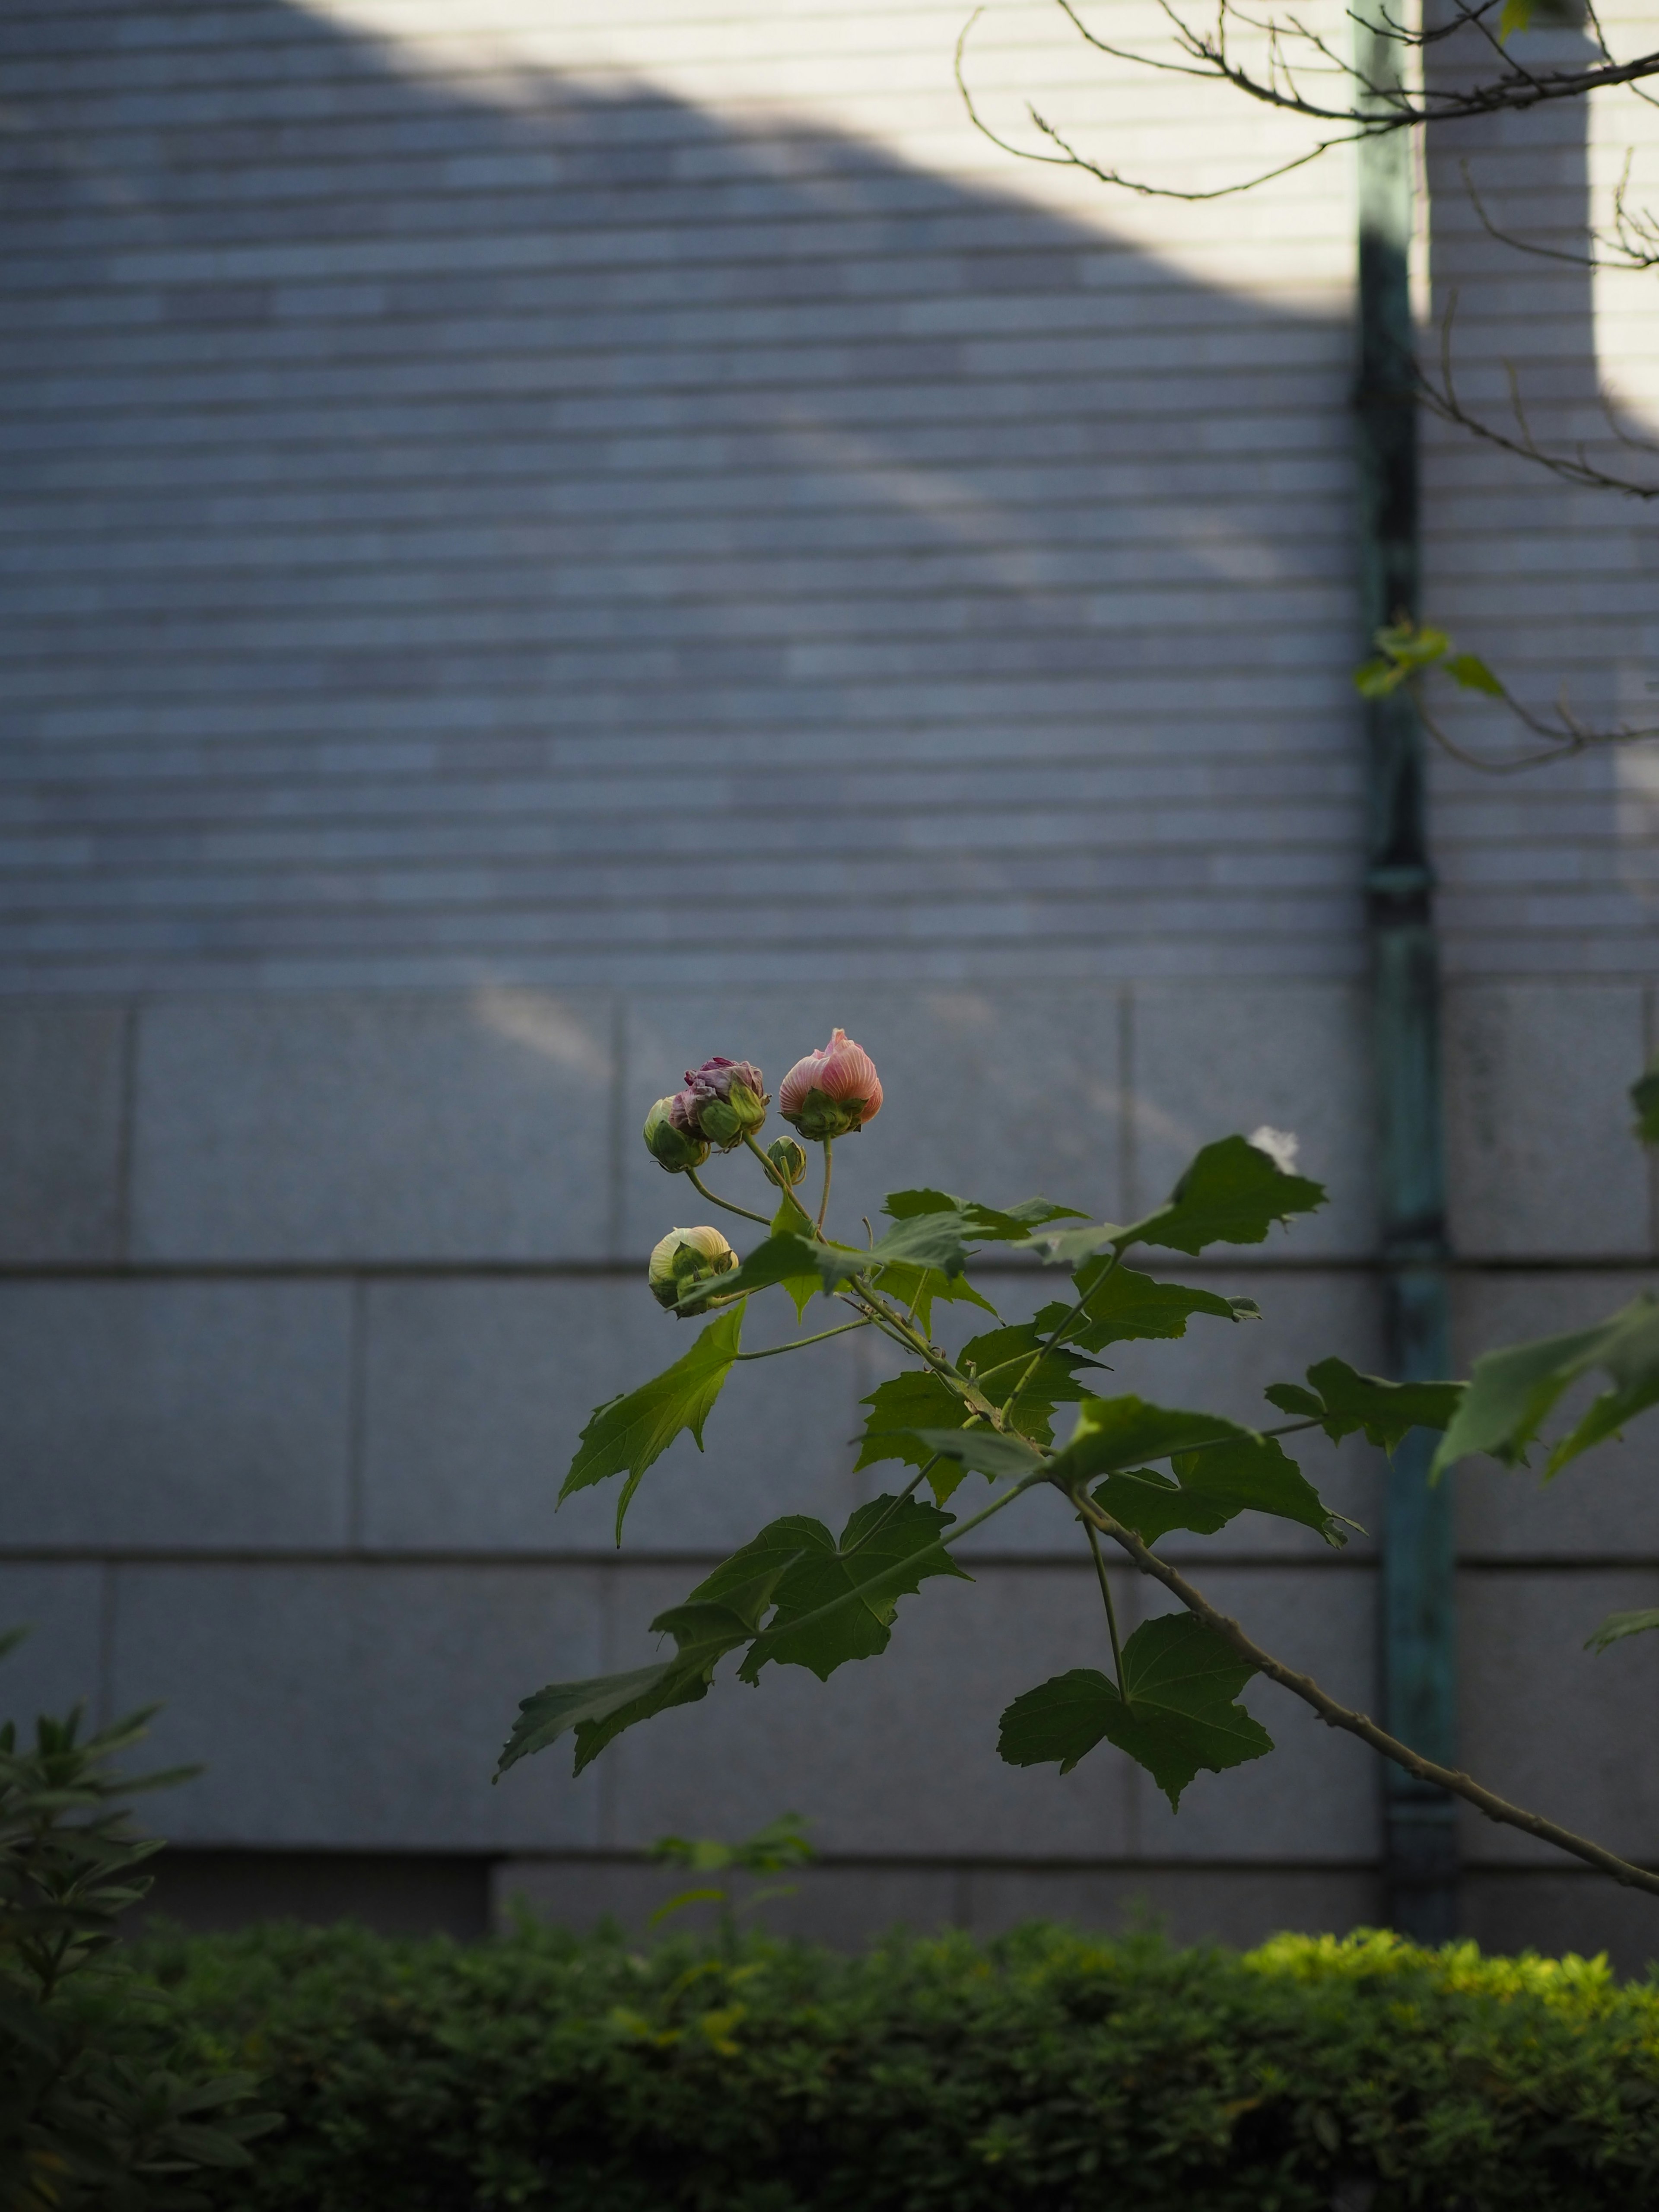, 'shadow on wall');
3,0,1417,995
